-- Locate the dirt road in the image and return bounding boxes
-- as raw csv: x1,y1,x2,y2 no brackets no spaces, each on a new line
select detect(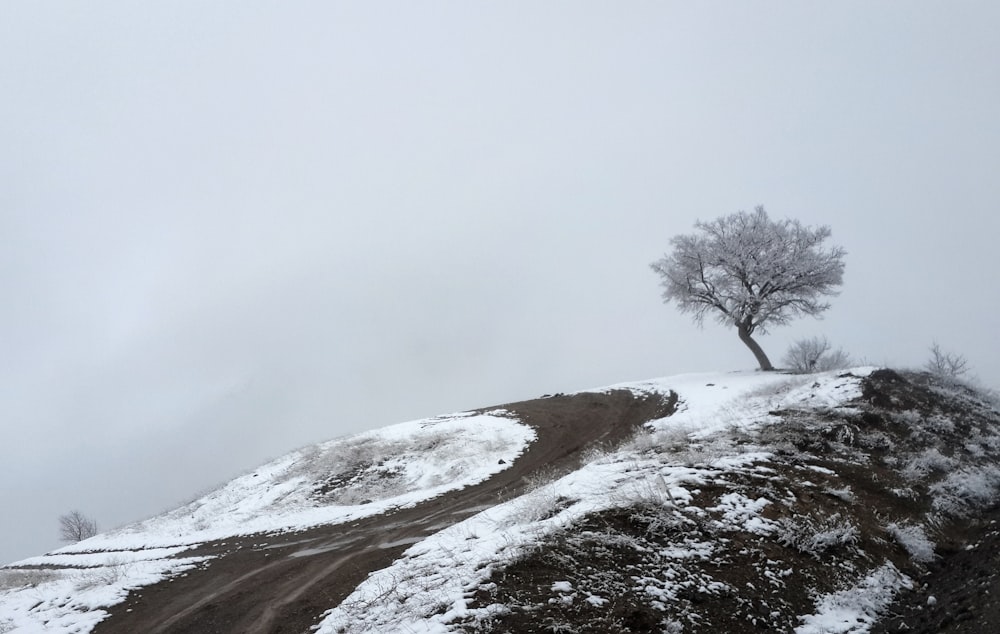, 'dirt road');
92,388,676,634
